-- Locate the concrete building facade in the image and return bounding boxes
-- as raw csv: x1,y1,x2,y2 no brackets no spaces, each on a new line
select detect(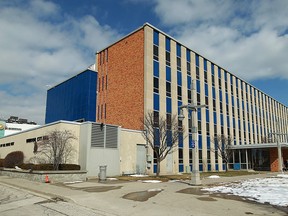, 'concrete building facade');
95,23,288,173
0,121,146,177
